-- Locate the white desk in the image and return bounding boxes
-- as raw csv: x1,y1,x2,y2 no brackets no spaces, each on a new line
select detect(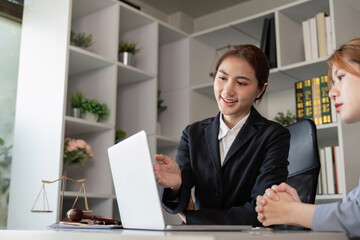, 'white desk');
0,228,349,240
